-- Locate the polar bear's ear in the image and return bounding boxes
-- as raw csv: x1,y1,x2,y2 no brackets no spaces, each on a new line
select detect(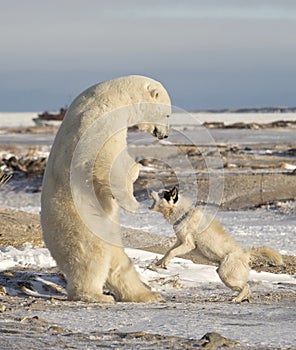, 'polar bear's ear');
146,84,159,99
150,89,159,99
